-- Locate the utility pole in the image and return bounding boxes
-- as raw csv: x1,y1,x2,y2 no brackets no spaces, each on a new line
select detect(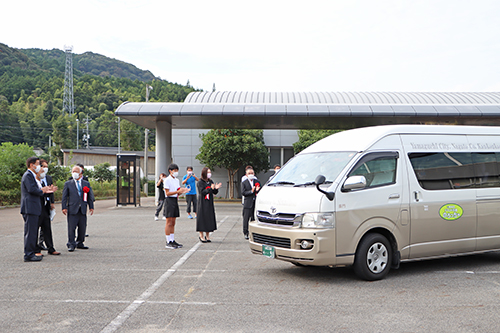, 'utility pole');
83,114,90,149
117,117,121,154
